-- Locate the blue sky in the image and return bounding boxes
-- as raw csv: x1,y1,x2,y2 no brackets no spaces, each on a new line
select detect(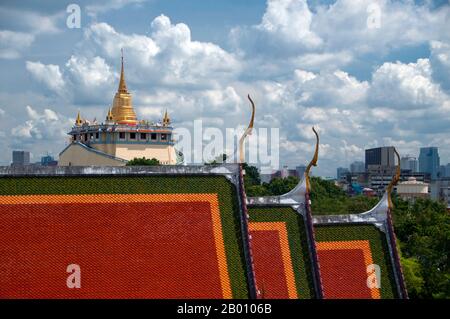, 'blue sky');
0,0,449,176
